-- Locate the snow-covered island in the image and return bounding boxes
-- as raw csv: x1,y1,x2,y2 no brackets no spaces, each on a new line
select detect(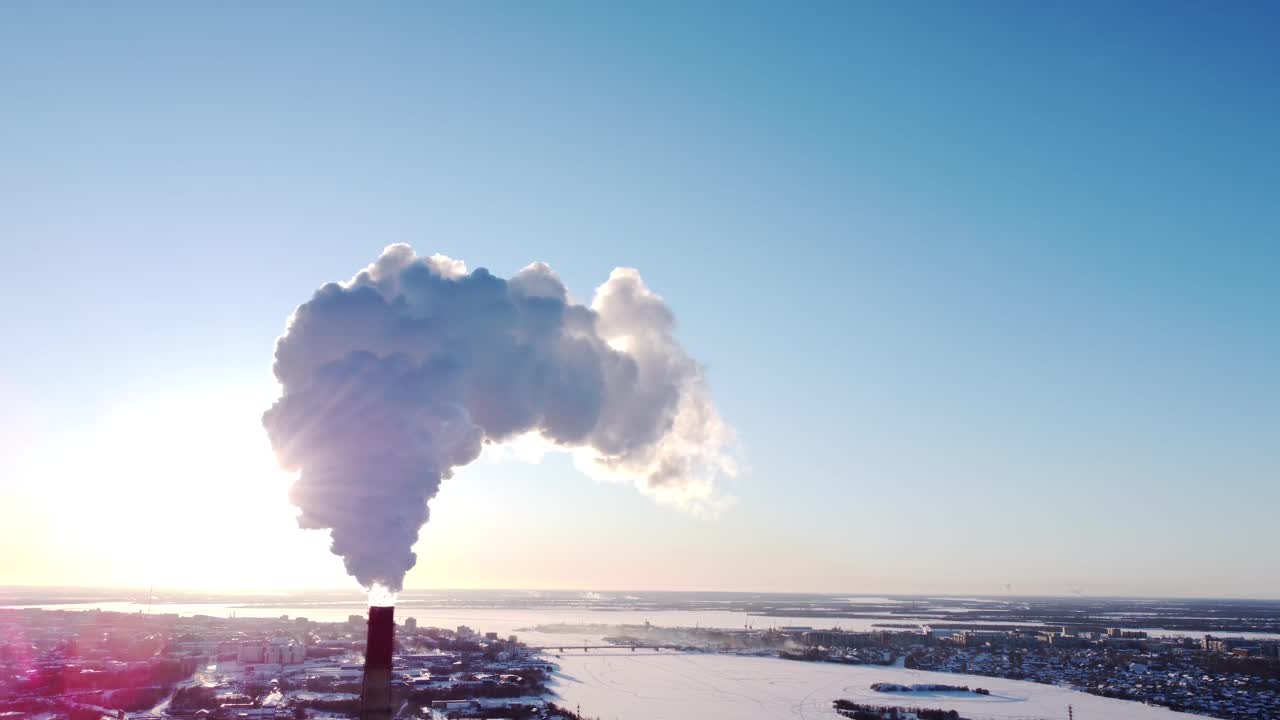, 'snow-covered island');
871,683,990,694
